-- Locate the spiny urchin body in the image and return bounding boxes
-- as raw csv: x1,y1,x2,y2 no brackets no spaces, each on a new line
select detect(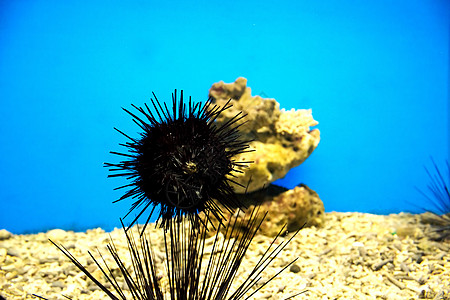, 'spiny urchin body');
105,90,252,229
